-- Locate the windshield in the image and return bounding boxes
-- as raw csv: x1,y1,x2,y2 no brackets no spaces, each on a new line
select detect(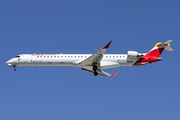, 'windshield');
15,56,20,58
